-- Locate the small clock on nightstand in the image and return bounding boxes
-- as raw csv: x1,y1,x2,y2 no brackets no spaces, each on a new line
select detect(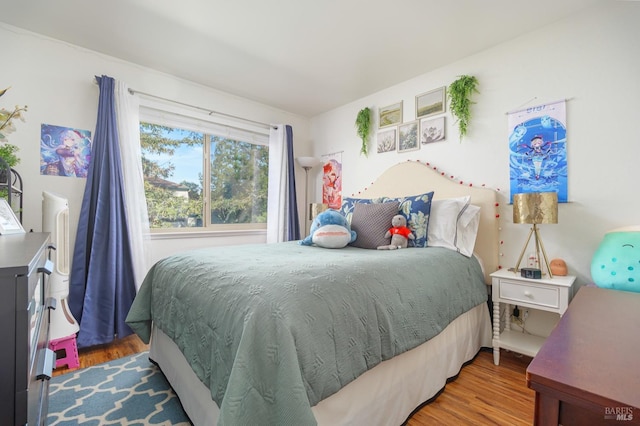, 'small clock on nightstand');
490,269,576,365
